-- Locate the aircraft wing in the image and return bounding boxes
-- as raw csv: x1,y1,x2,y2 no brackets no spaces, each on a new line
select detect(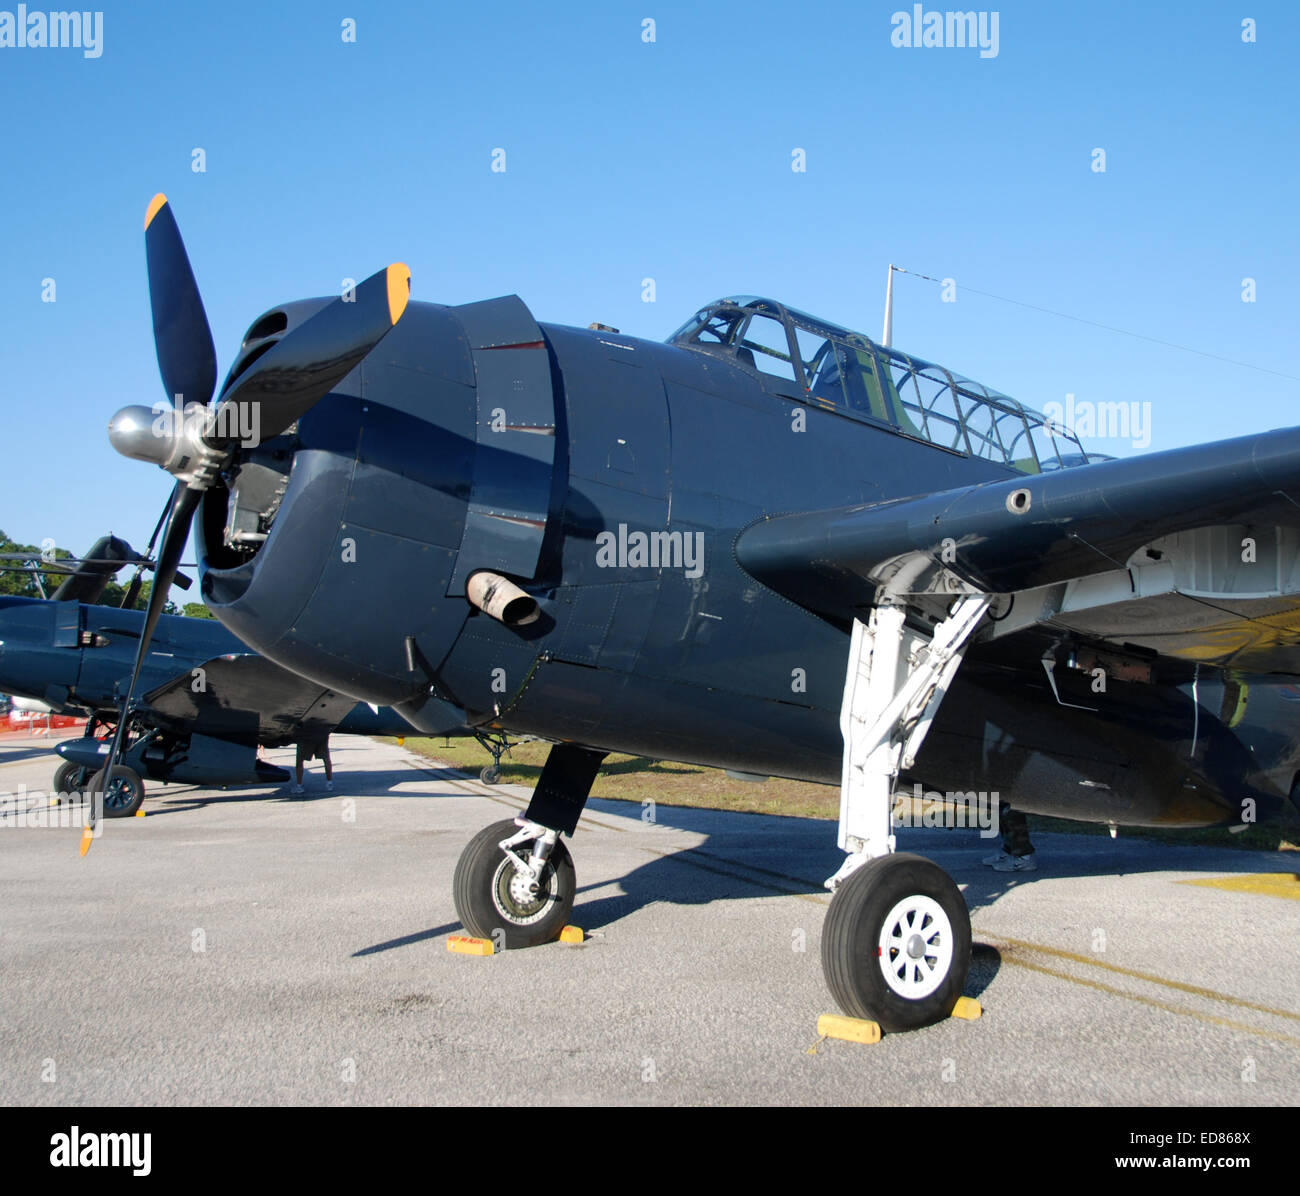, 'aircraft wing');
736,425,1300,672
140,654,360,746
